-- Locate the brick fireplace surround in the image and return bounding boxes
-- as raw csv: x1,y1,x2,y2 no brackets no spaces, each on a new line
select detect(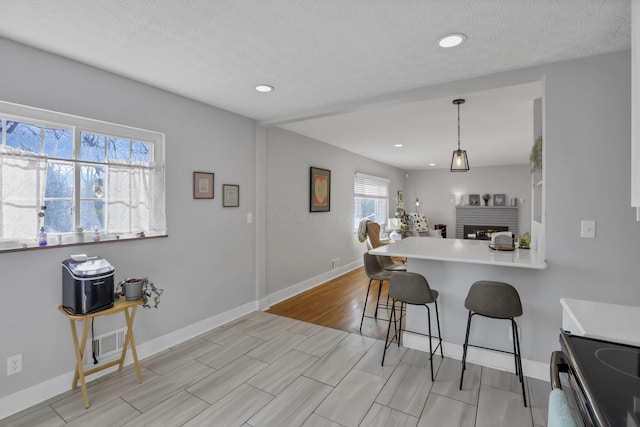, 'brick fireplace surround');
455,206,518,239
